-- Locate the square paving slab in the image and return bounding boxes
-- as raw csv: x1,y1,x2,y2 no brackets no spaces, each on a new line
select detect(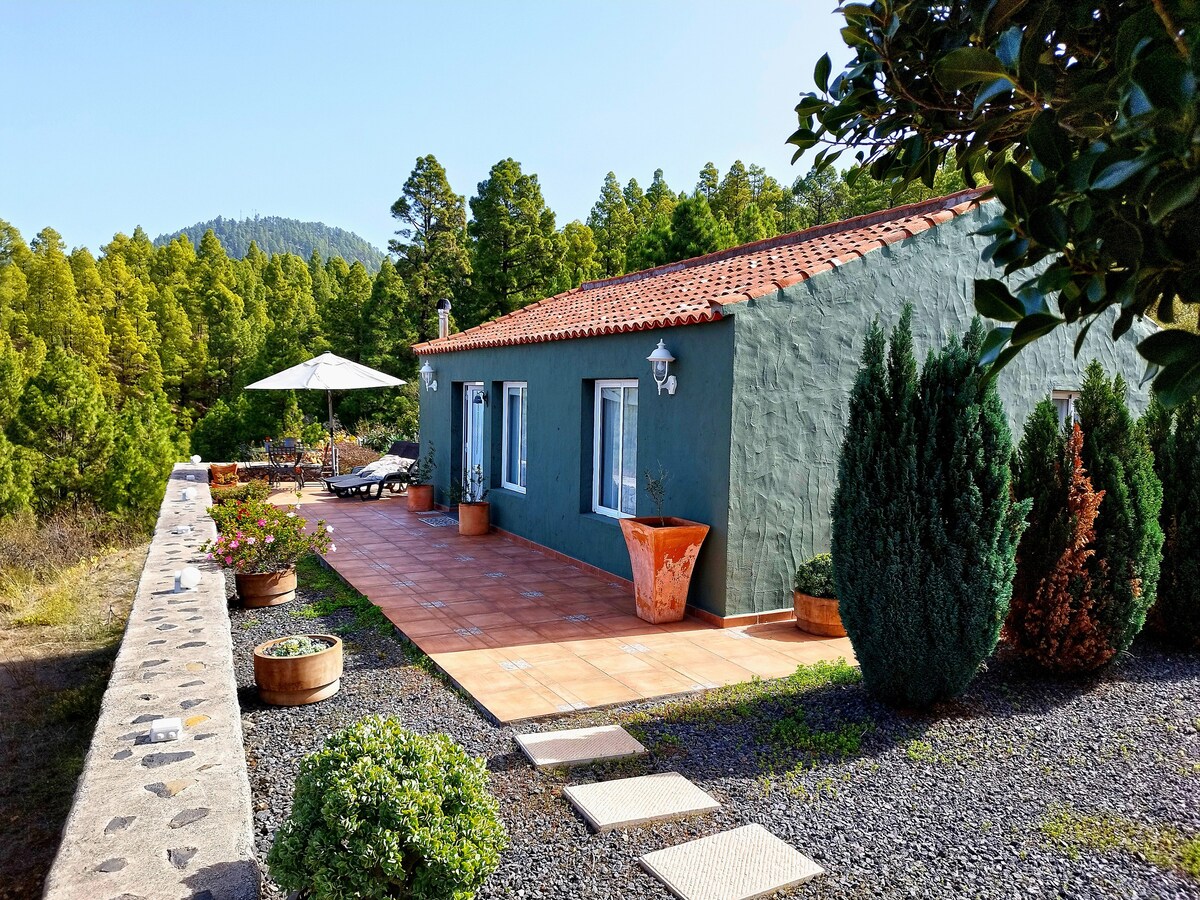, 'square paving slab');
515,724,645,768
564,772,719,832
639,824,824,900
